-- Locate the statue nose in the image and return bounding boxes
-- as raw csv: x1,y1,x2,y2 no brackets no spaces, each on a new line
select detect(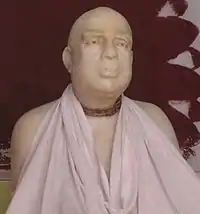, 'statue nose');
103,42,118,60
